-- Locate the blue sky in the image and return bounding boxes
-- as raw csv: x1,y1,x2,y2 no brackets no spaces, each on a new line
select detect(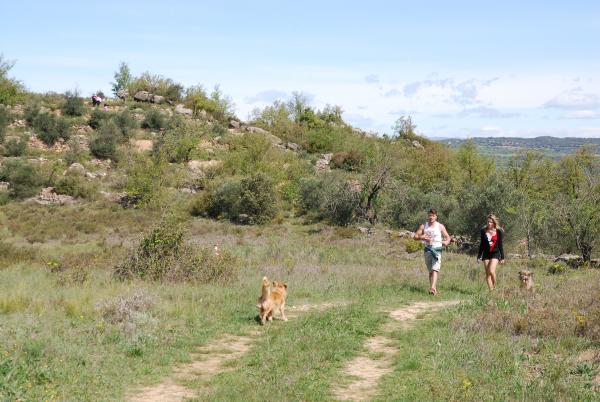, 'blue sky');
2,0,600,137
